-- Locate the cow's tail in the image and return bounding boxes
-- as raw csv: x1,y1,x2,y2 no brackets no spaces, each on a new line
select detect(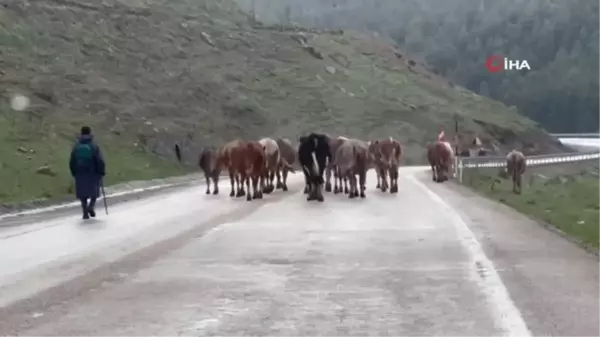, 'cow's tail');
198,152,206,169
311,151,319,175
262,145,269,169
352,144,359,167
282,158,295,173
389,147,396,168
